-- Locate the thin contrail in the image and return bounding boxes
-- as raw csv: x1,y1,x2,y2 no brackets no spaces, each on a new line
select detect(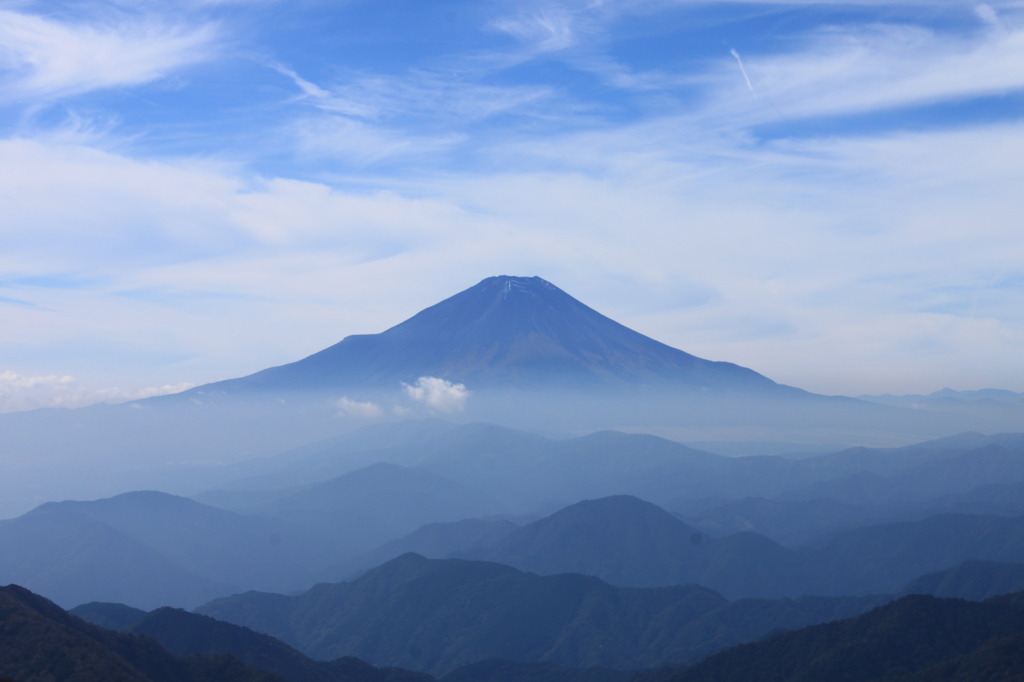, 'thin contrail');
730,48,756,95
